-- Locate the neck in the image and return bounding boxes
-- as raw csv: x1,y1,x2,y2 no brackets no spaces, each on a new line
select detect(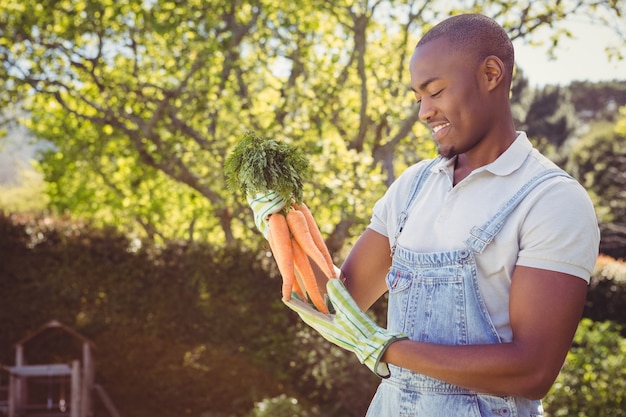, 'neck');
453,127,517,186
